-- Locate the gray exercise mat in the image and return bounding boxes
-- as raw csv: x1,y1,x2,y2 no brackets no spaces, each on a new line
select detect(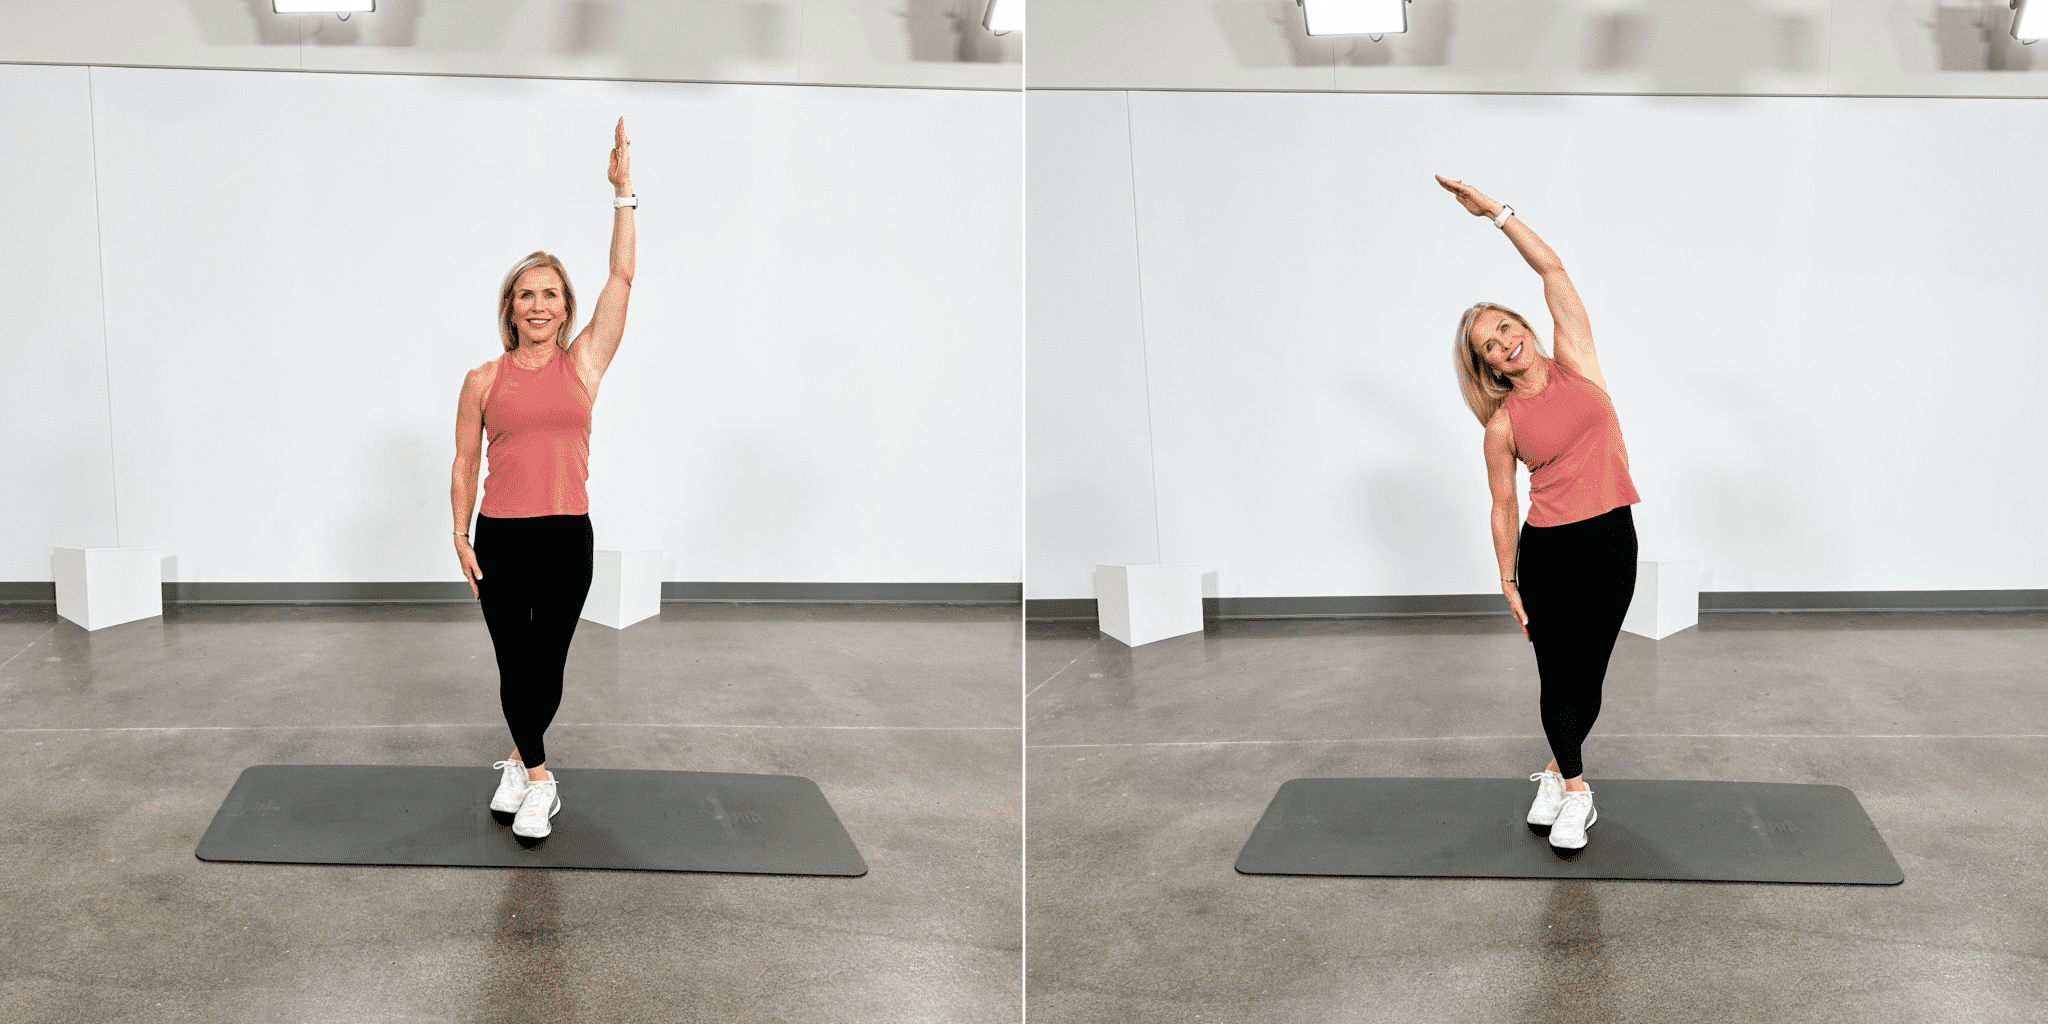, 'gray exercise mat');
197,765,867,876
1235,777,1902,885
